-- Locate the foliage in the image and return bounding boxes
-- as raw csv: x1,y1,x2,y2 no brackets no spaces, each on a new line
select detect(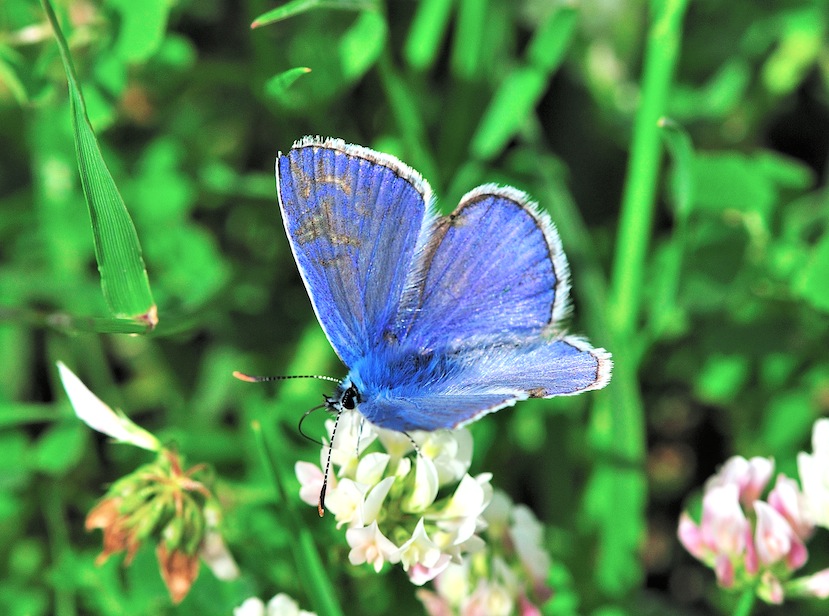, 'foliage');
0,0,828,614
